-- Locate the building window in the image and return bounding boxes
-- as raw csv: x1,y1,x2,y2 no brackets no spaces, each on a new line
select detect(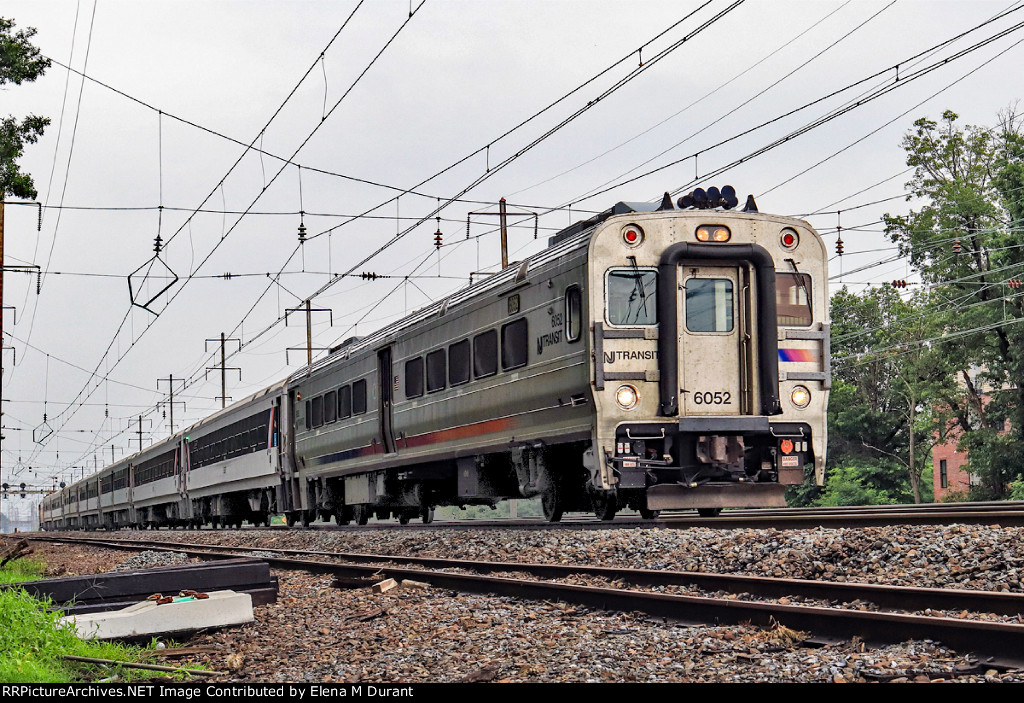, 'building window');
940,459,947,489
